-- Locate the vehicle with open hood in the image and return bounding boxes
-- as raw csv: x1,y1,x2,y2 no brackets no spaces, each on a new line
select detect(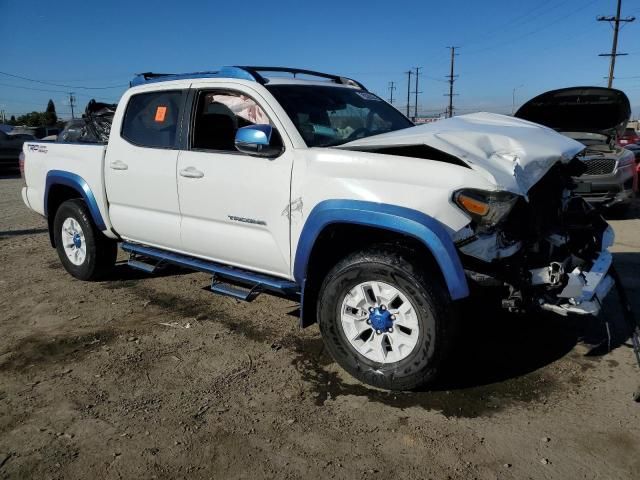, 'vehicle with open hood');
515,87,635,211
19,67,617,390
